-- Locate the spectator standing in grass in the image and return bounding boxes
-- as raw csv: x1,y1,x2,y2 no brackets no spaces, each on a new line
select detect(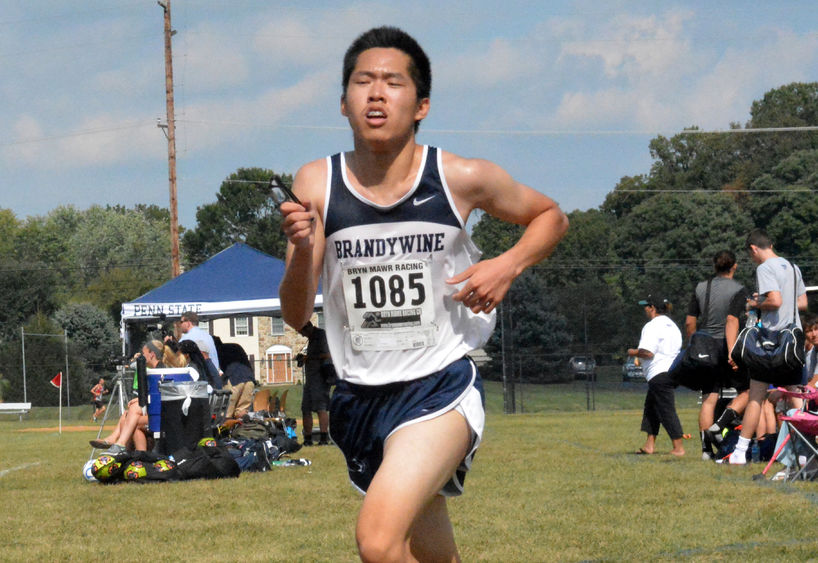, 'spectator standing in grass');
629,295,685,456
684,250,749,460
721,228,807,465
298,321,332,446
